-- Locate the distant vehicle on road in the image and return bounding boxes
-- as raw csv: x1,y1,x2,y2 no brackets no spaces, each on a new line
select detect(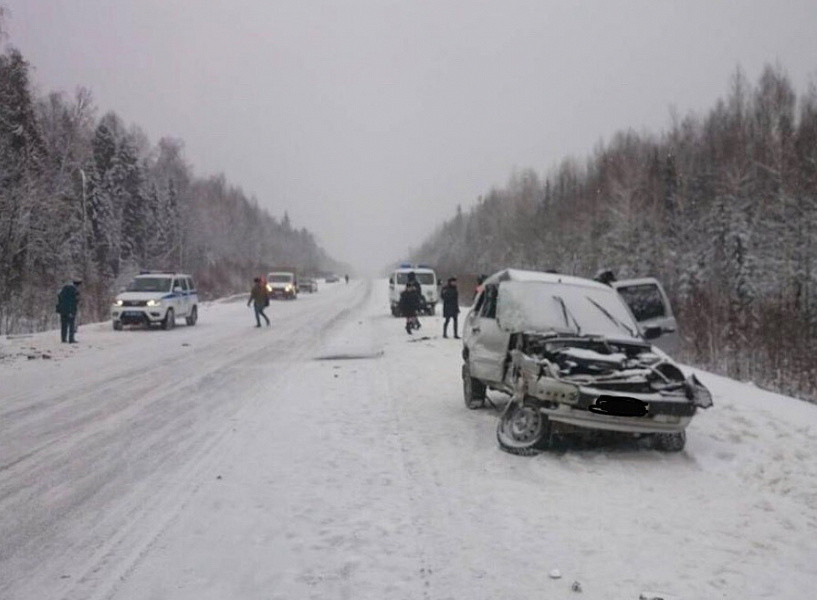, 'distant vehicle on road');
111,272,198,330
300,277,318,293
325,274,340,283
267,271,298,300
